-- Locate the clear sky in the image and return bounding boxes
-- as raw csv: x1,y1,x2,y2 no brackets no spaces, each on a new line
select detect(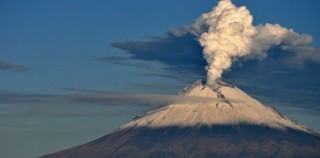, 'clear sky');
1,0,320,158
